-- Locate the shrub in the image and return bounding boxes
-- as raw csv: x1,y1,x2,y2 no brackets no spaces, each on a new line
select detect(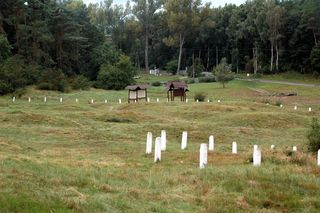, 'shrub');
310,43,320,73
71,75,91,90
37,69,69,92
0,35,11,64
198,76,216,83
165,59,178,75
194,92,206,102
152,81,161,86
188,58,205,78
307,118,320,153
188,79,195,84
96,55,136,90
213,58,234,88
0,55,41,95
